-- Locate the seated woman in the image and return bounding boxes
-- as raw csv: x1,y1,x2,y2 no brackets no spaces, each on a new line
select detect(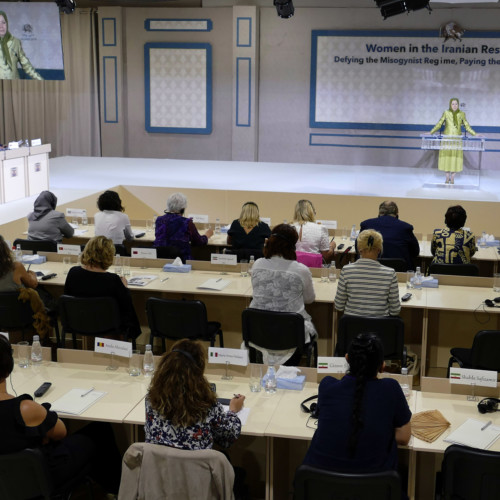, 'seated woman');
335,229,401,317
291,199,335,265
64,236,141,340
94,190,134,245
0,335,121,495
431,205,477,265
145,339,244,449
27,191,74,243
0,235,38,292
250,224,317,365
303,333,411,494
227,201,271,255
154,192,213,262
